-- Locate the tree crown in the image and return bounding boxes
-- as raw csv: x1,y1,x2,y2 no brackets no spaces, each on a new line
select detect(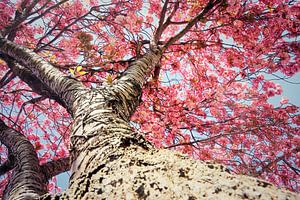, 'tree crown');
0,0,299,194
